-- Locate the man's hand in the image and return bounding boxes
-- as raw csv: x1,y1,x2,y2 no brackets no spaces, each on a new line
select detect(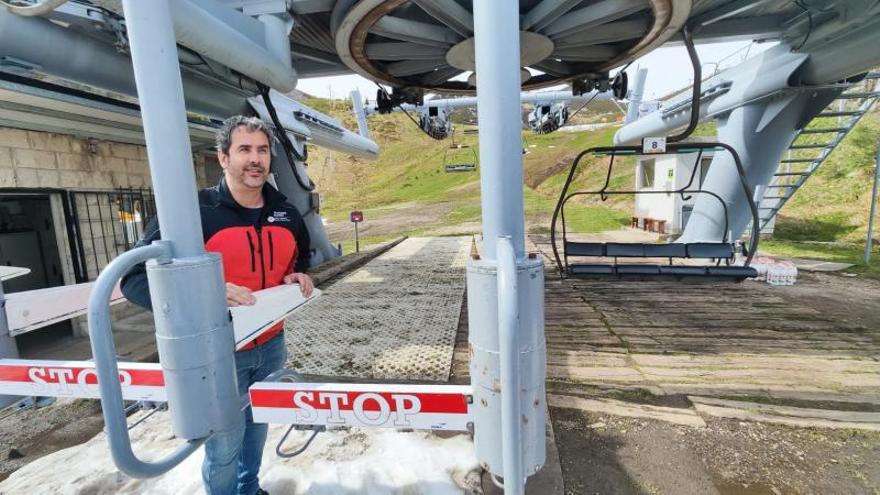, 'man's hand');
226,282,256,307
283,272,314,298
